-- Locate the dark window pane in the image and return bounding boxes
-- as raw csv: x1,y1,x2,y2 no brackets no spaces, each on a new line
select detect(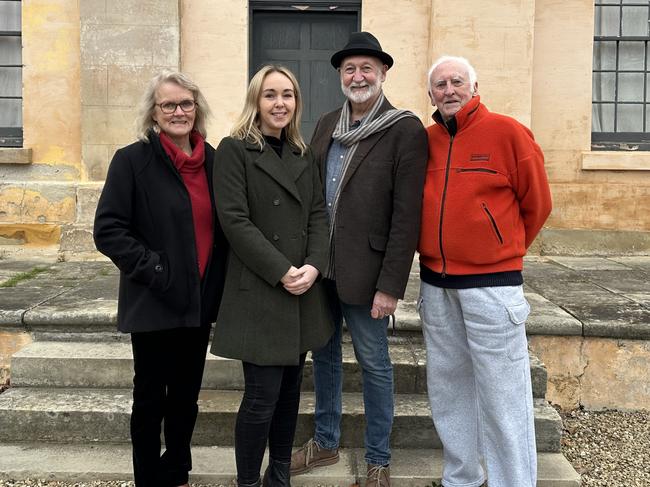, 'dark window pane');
593,41,617,70
622,7,649,36
618,72,644,101
592,103,615,132
593,72,617,101
0,98,21,127
0,2,21,32
617,103,643,131
595,6,620,37
0,37,22,65
0,66,21,97
619,41,645,71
